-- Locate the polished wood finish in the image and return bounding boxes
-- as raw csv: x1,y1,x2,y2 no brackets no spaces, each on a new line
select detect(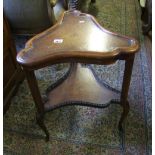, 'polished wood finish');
17,10,140,141
24,69,49,141
3,15,24,114
17,10,139,70
45,63,119,111
119,55,135,131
